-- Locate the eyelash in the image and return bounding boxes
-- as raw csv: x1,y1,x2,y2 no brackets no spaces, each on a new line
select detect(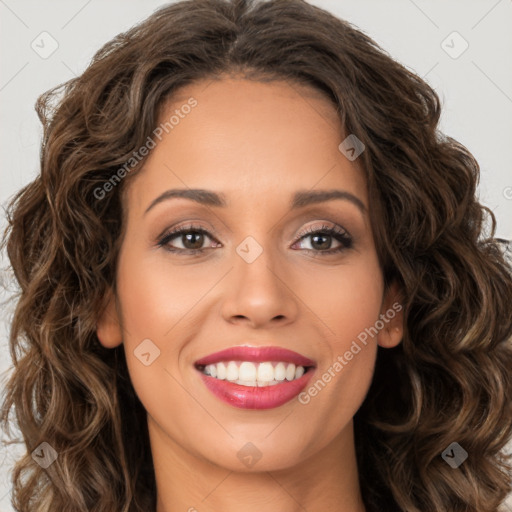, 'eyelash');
157,223,353,256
